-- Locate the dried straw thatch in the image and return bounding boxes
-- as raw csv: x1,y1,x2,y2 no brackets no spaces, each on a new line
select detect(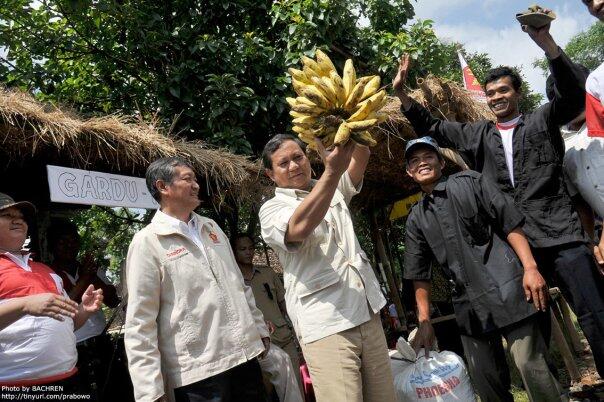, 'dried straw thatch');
351,75,494,210
0,87,257,201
